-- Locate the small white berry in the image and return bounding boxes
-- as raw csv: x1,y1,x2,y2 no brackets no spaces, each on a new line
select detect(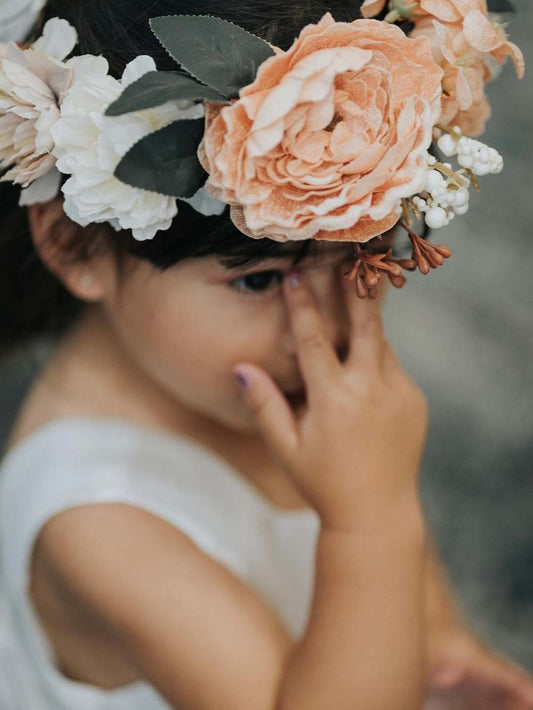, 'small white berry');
453,187,469,207
438,133,458,157
458,138,471,155
453,203,469,216
425,169,445,195
474,163,490,176
425,206,448,229
458,153,474,169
